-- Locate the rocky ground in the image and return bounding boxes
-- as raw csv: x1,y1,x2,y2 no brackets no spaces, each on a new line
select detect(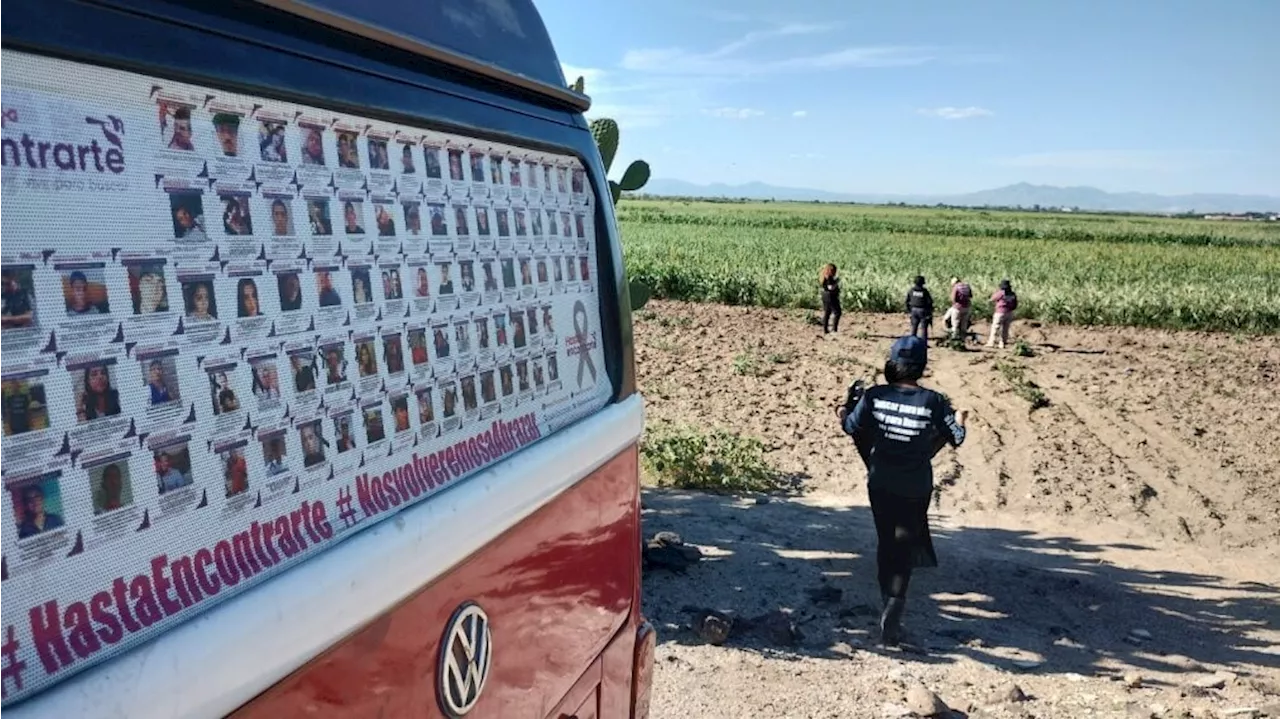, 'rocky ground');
635,301,1280,719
